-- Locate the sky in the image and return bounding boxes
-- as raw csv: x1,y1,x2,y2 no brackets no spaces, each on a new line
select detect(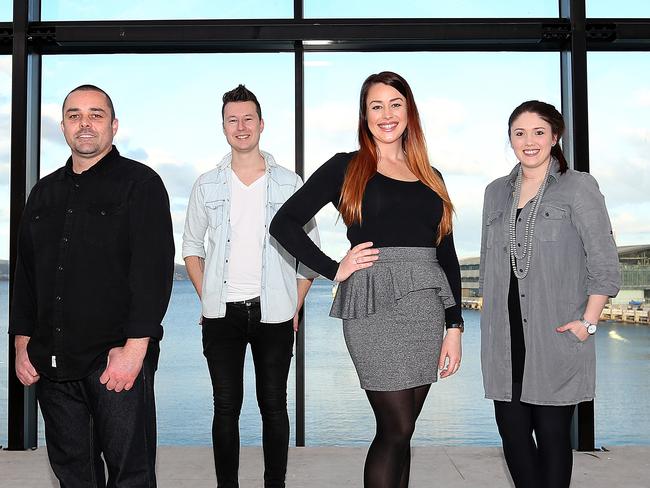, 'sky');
1,1,649,263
